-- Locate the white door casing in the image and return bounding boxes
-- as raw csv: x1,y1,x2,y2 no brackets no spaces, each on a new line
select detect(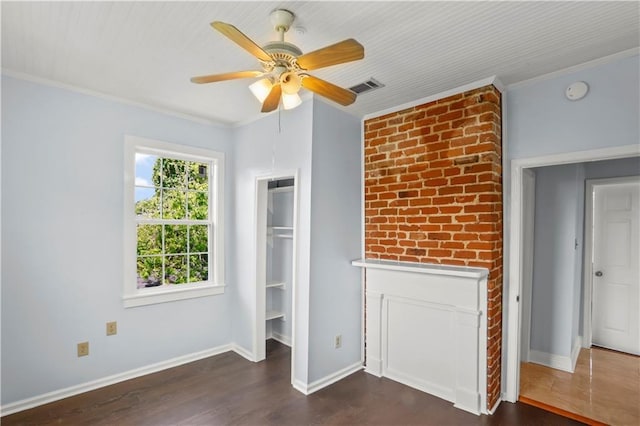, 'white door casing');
590,178,640,355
